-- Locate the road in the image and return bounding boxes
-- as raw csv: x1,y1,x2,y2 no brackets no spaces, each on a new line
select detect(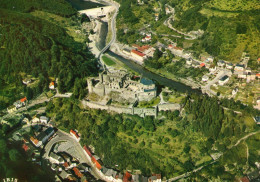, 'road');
97,0,119,60
43,129,109,181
